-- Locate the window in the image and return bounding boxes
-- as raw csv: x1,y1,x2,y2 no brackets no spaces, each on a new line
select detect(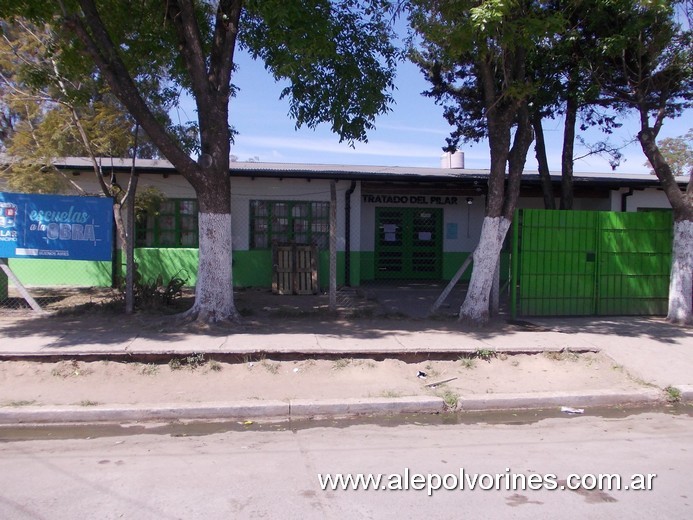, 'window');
136,199,198,247
250,200,329,249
